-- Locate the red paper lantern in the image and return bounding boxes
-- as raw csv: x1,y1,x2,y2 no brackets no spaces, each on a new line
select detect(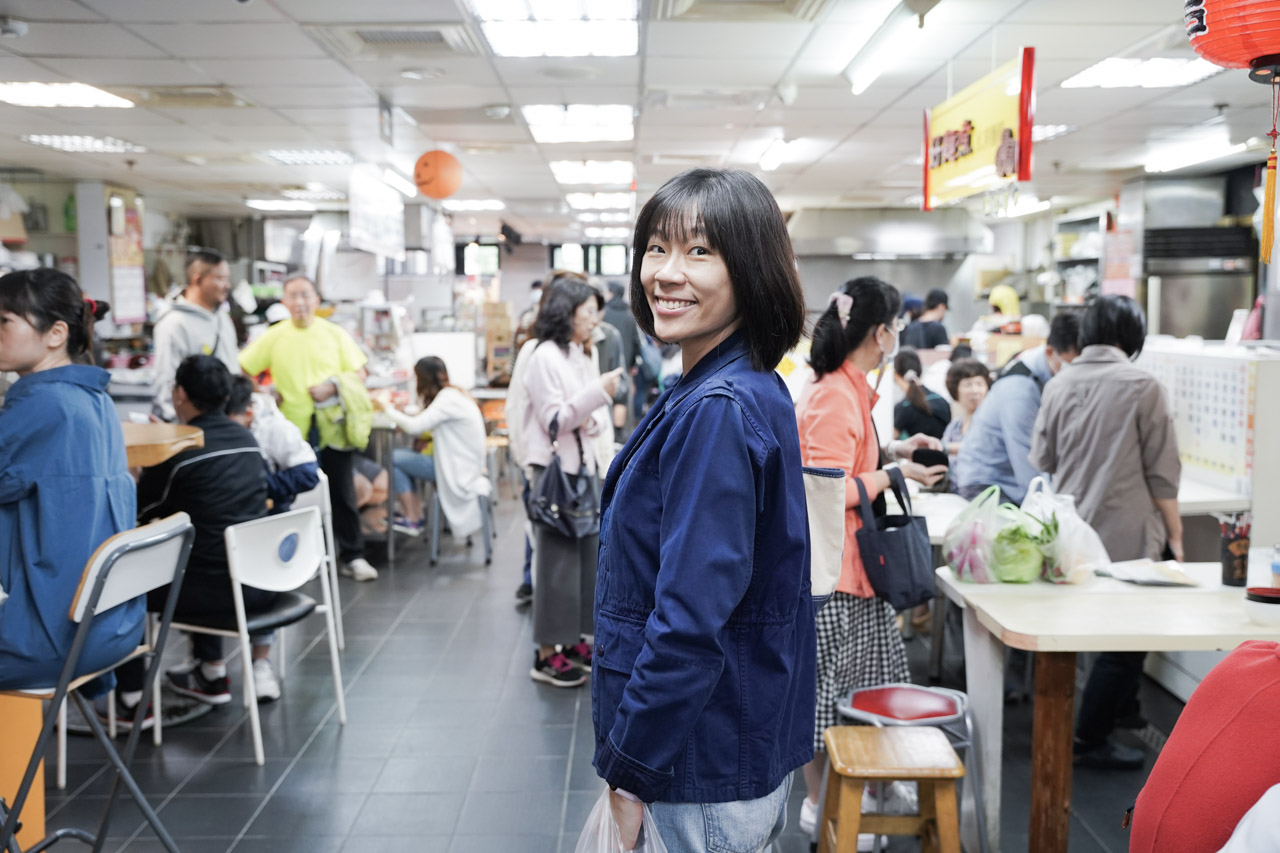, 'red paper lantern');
413,150,463,199
1185,0,1280,80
